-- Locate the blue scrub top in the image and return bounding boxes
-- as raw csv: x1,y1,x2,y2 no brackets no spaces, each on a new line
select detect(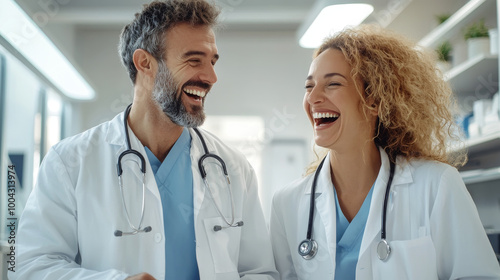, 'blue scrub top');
144,128,199,279
334,183,374,280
